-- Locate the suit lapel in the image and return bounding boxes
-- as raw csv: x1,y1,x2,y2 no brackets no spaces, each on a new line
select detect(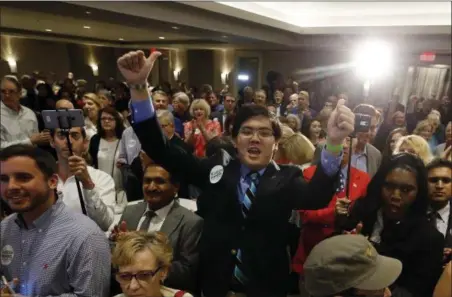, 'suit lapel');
445,201,452,247
255,160,283,198
127,202,147,230
160,202,183,238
